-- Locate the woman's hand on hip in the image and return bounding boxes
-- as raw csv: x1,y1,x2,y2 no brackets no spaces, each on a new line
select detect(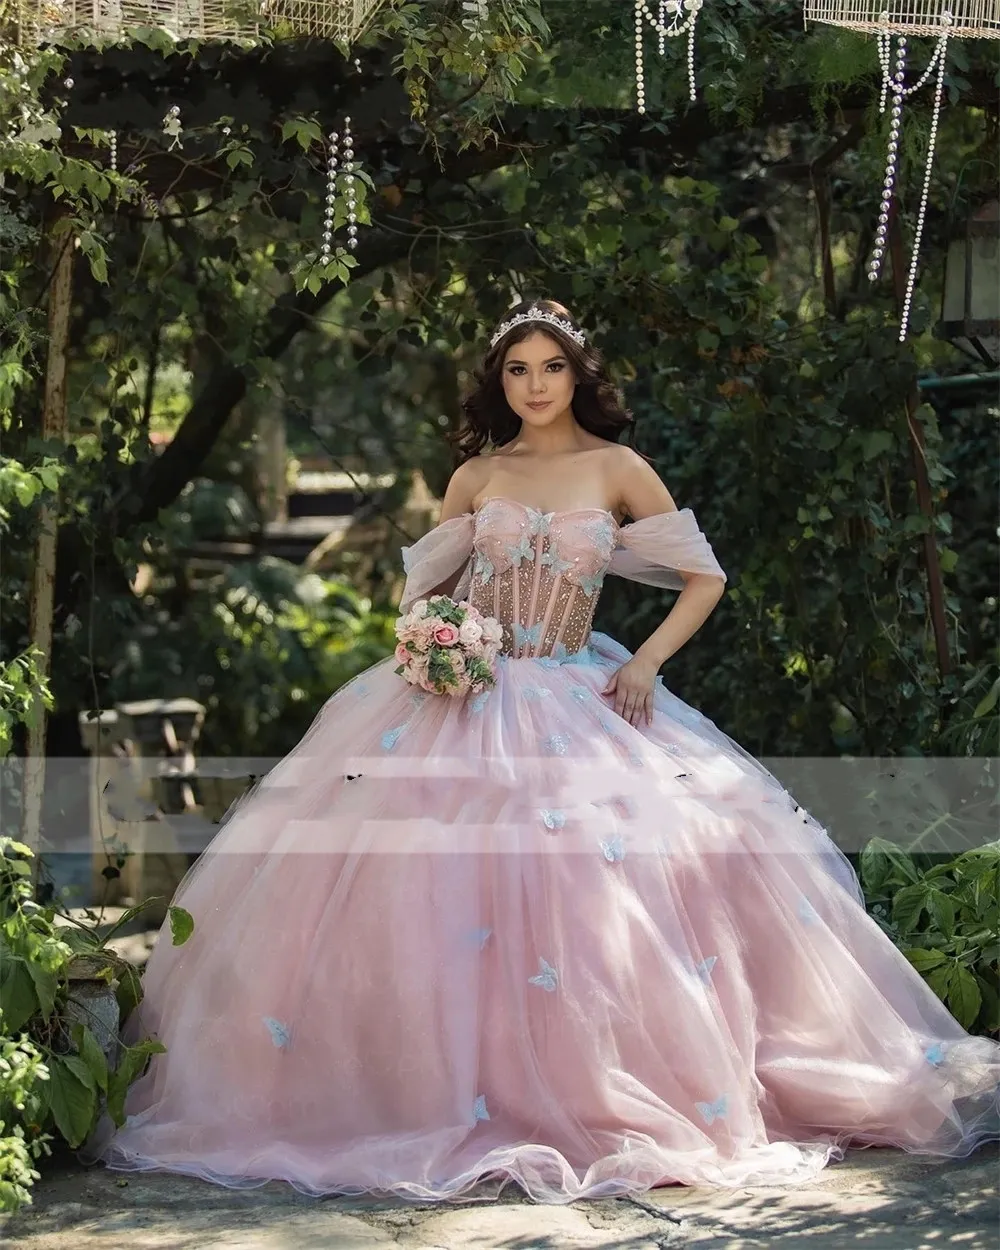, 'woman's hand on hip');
601,654,659,727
